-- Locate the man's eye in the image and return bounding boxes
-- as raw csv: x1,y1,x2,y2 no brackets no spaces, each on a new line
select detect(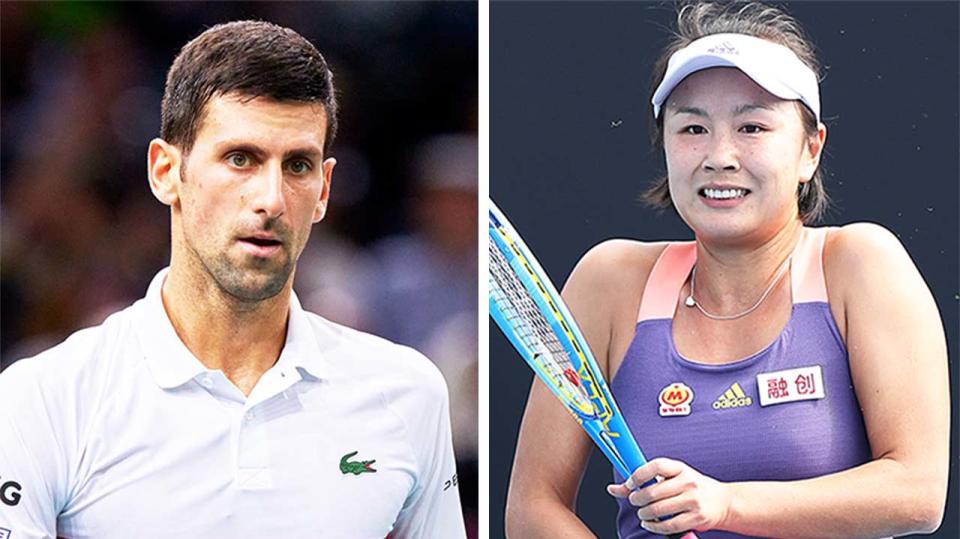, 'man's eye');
287,160,312,174
228,153,251,167
683,125,706,135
